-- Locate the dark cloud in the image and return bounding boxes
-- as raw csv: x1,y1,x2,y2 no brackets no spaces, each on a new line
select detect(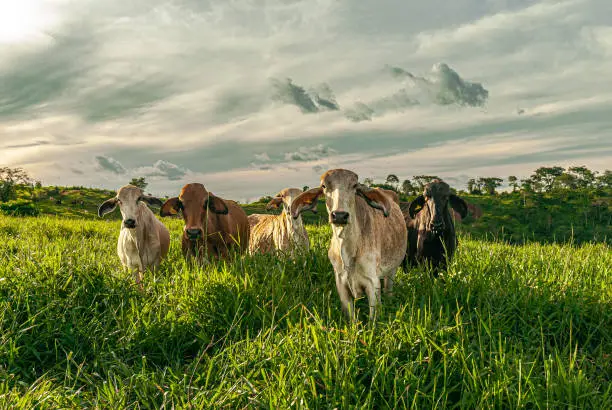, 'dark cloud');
312,165,326,173
4,140,51,149
71,168,84,175
284,144,335,161
136,160,188,181
386,62,489,107
271,78,319,113
309,83,340,111
270,78,340,113
344,102,374,122
95,155,127,174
